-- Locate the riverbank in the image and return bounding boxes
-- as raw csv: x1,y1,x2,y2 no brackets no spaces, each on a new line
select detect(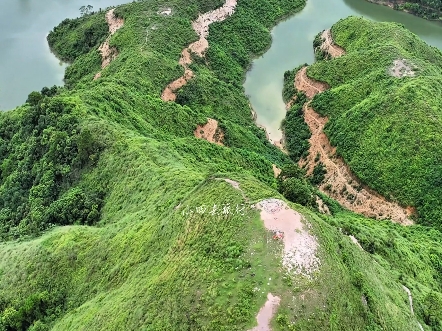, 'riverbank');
365,0,442,21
